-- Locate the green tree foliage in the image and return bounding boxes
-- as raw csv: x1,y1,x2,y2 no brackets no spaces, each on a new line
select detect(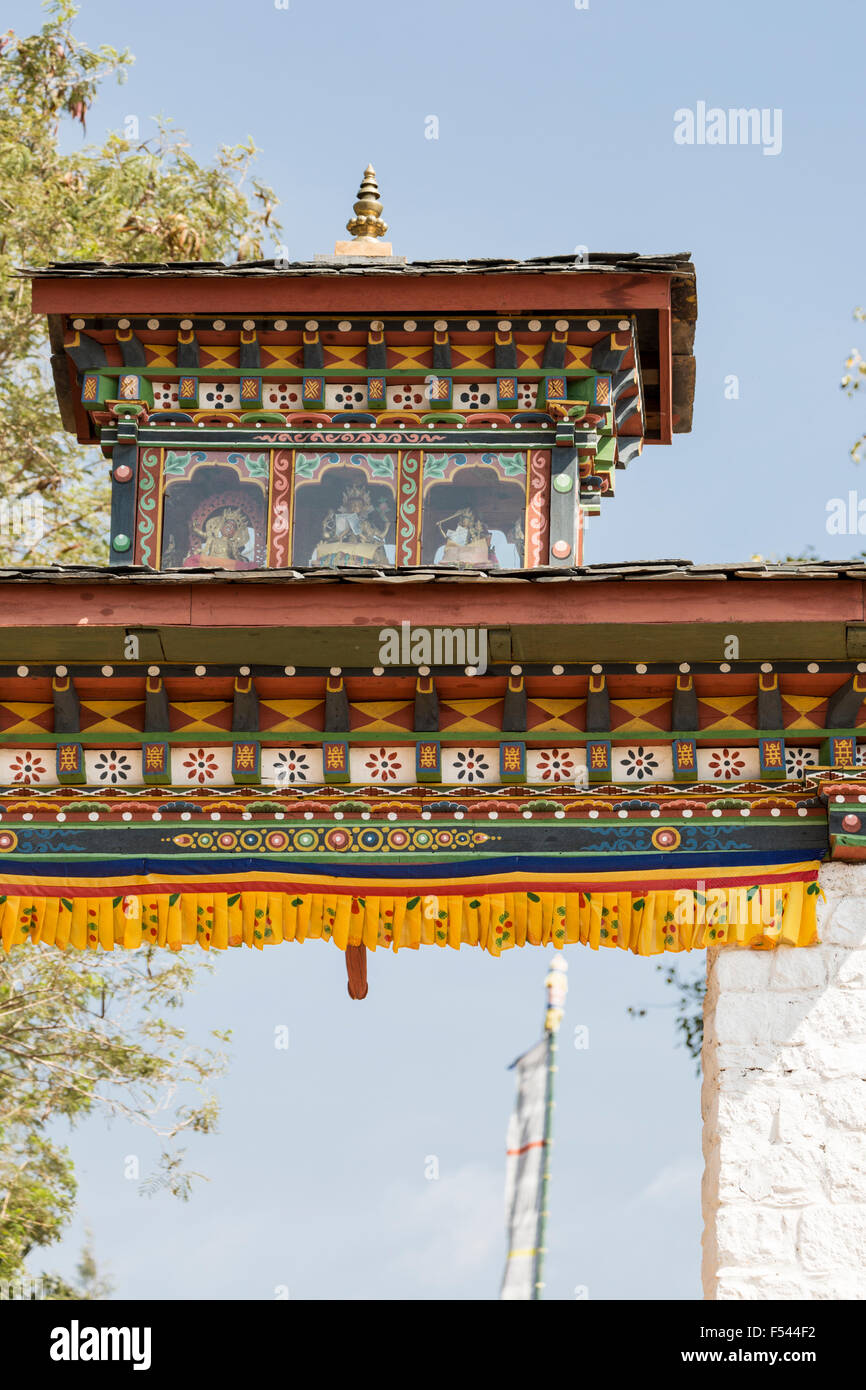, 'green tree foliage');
0,1,273,1288
0,0,280,564
43,1237,114,1300
0,946,230,1287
